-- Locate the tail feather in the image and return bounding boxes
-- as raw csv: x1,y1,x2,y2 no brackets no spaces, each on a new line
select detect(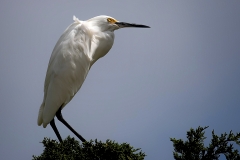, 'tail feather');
37,103,44,127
